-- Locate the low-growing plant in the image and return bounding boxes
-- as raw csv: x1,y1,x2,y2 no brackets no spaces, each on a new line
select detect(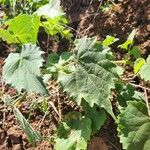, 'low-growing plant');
118,29,150,81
